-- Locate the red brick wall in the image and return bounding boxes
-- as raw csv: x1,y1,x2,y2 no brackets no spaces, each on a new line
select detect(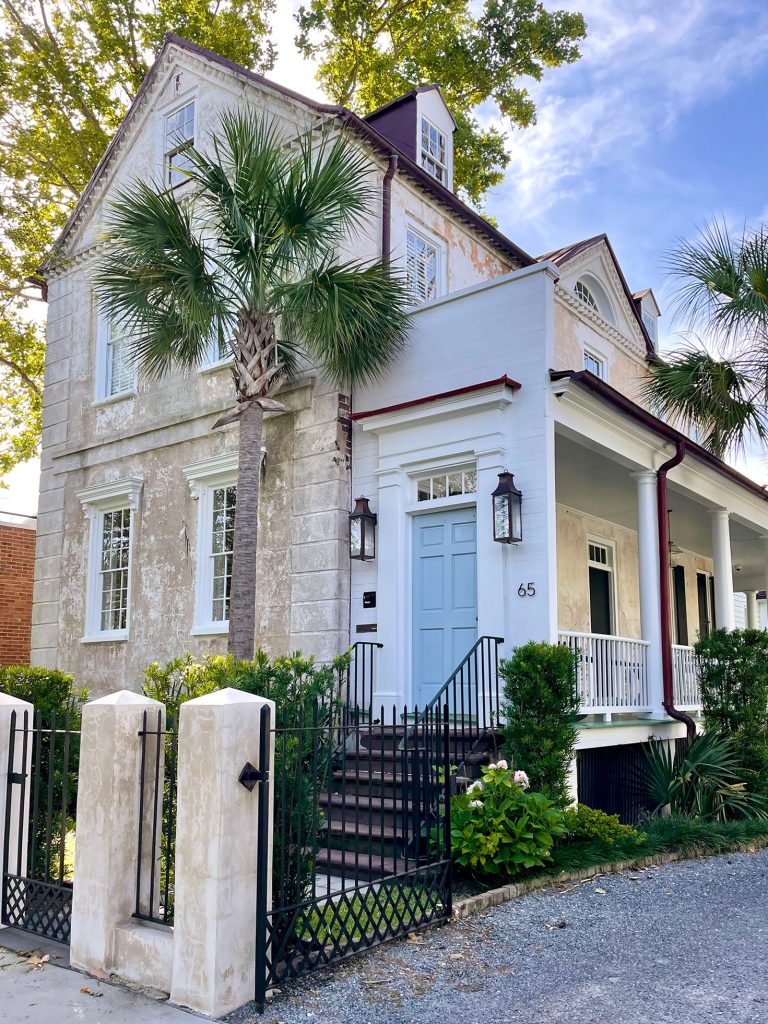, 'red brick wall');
0,523,36,665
